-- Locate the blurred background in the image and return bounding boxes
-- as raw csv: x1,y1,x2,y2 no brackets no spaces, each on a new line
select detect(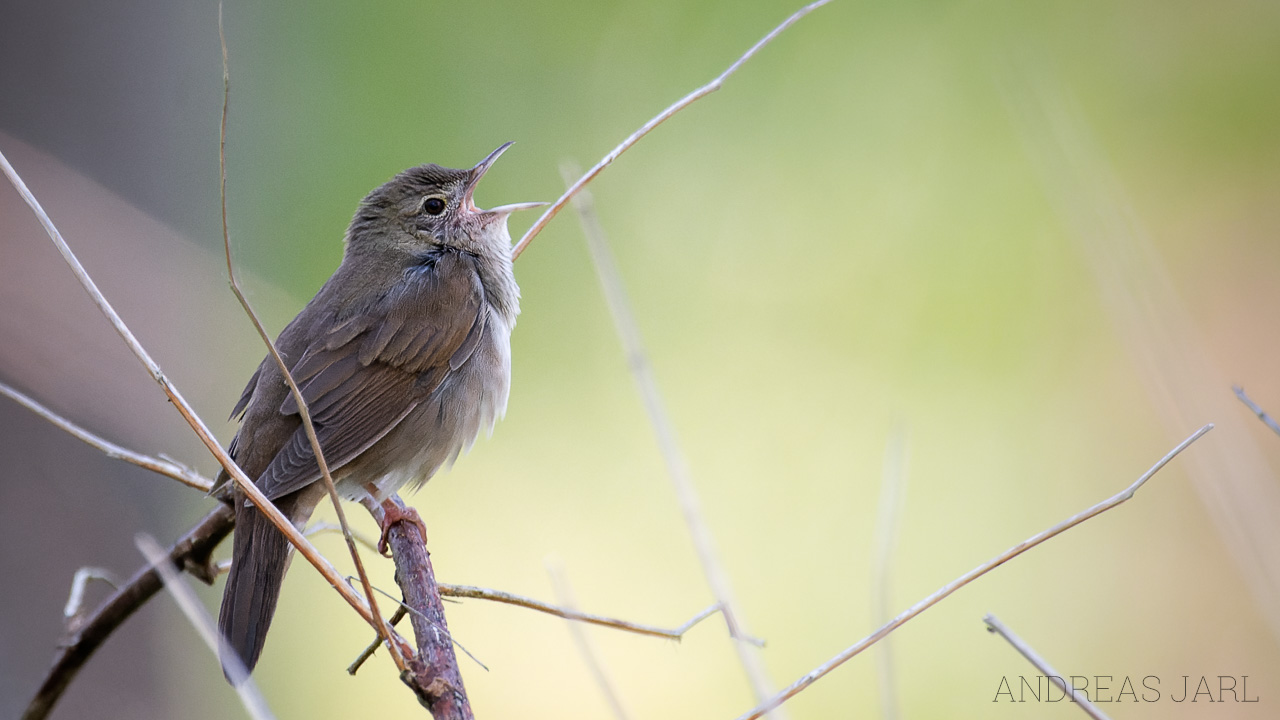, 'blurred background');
2,0,1279,718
